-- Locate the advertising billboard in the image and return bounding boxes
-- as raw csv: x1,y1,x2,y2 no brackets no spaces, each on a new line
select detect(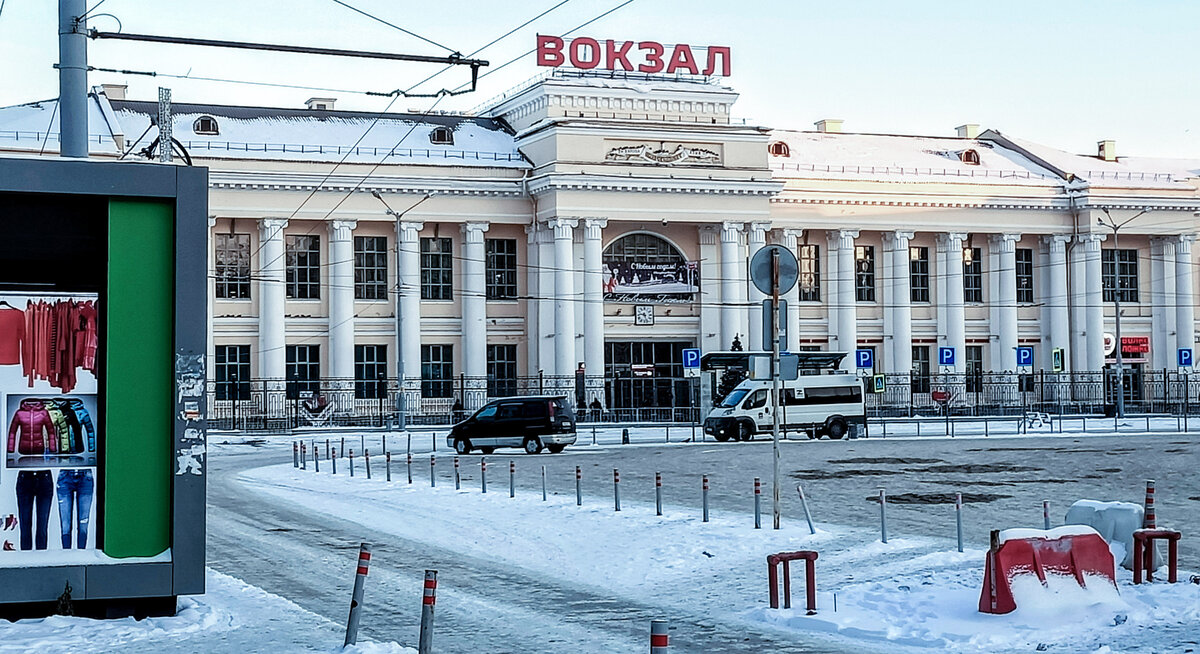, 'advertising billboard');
603,260,699,305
